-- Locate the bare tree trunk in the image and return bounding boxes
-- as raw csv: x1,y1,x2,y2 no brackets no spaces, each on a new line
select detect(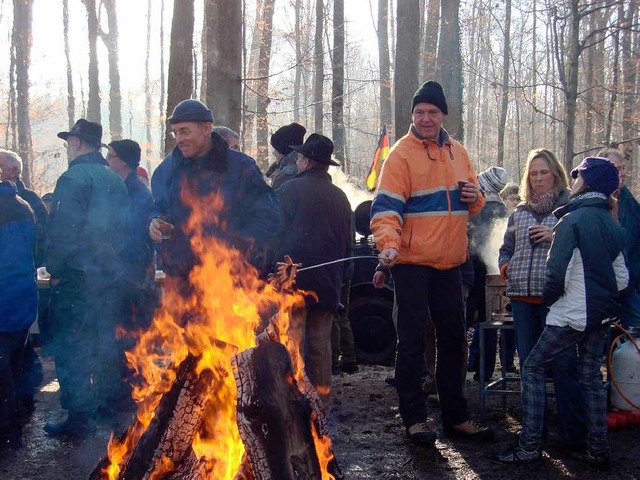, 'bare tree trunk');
7,12,17,149
242,0,264,155
82,0,101,123
62,0,75,128
436,0,464,140
205,0,243,133
423,0,439,80
377,0,392,134
332,0,345,169
621,0,638,189
496,0,511,167
159,0,166,157
101,0,122,139
164,0,195,155
255,0,275,170
200,0,209,102
293,0,303,123
394,0,420,138
530,0,536,149
313,0,324,133
145,0,153,170
12,0,34,187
